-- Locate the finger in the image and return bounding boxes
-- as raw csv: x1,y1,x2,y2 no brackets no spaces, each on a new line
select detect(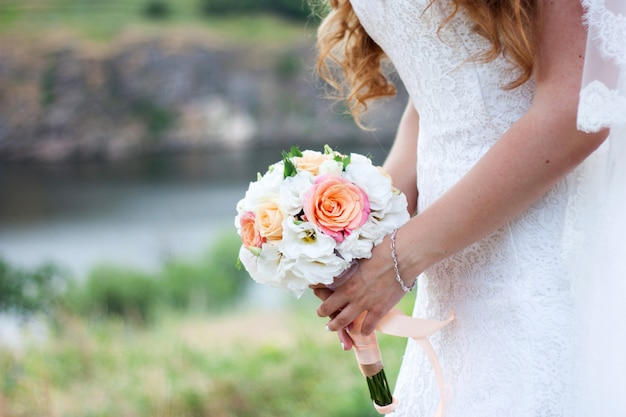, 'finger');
316,291,347,318
309,283,327,289
359,310,380,336
312,287,333,302
338,328,353,351
325,303,361,332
